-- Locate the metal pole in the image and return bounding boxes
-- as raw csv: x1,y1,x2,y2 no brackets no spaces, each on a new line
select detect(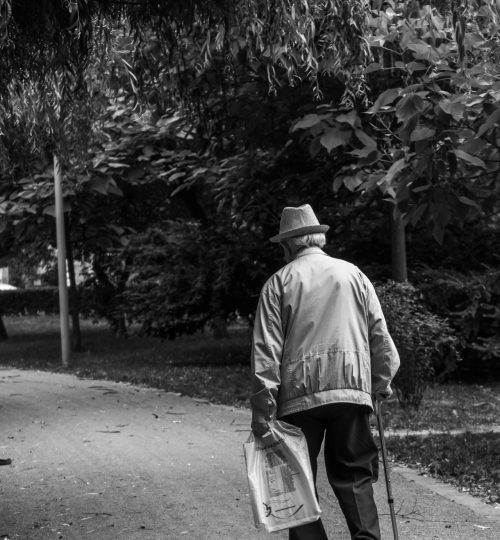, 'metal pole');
375,400,399,540
53,154,71,367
